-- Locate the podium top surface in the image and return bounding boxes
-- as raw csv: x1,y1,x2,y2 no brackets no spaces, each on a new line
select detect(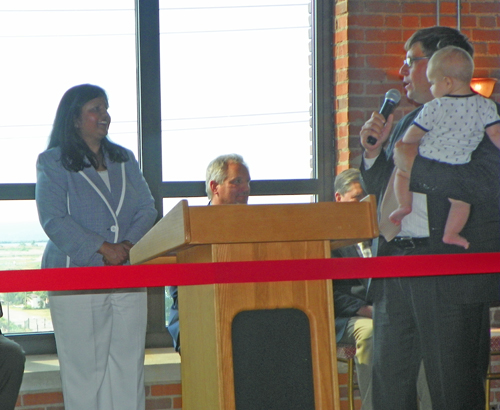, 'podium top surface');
130,197,378,265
